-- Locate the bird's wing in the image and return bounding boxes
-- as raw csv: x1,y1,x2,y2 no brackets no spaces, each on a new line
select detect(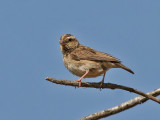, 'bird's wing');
71,45,121,62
